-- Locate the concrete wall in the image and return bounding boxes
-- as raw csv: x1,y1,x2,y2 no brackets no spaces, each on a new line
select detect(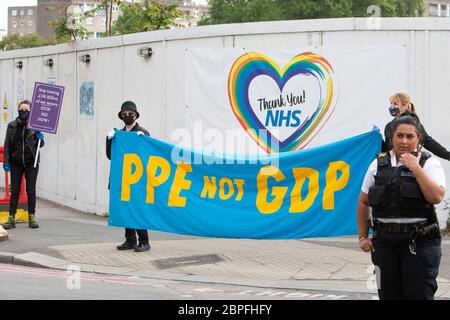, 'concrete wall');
0,18,449,225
